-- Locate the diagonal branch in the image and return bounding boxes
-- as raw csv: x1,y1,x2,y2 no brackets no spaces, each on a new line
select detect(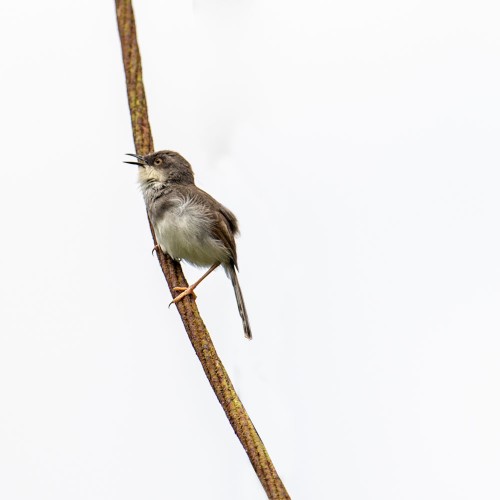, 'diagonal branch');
114,1,291,498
